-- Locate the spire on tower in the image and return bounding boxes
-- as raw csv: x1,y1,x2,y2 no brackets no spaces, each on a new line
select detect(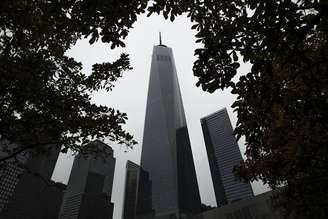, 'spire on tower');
158,32,167,47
